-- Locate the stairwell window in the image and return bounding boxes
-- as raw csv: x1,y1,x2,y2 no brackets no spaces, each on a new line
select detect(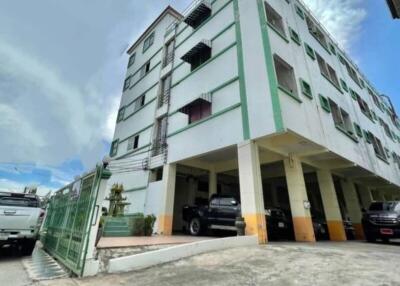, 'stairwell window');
163,40,175,67
159,74,172,107
140,61,151,78
274,55,299,100
265,2,286,37
143,32,155,53
127,135,139,151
